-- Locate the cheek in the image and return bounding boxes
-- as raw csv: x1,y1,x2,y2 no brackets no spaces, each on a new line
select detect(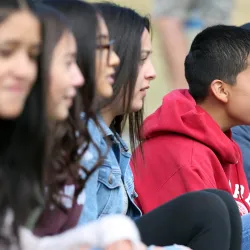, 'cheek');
30,62,38,81
49,73,64,104
228,96,250,121
0,67,6,80
26,65,37,92
135,71,144,90
72,64,84,85
95,54,101,75
132,91,142,104
95,54,106,78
